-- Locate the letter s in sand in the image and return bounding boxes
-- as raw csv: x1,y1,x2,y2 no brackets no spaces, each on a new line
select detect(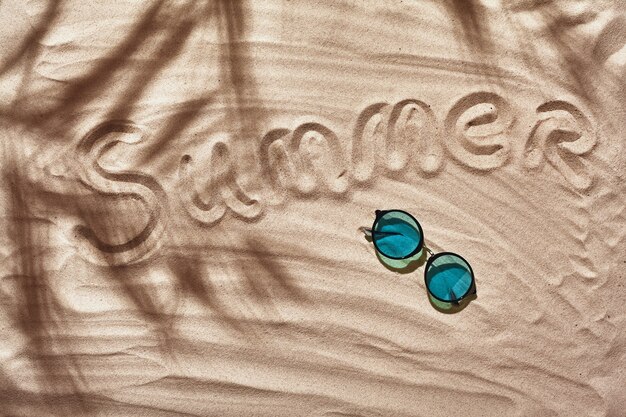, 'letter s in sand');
73,120,166,266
